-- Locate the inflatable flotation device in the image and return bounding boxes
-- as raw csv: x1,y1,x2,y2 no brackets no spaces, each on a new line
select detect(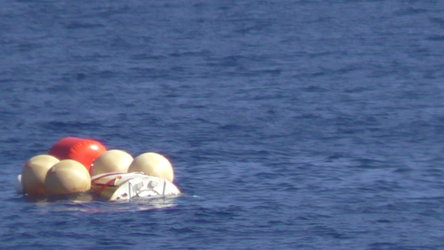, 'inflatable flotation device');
21,154,59,195
91,172,181,201
45,159,91,195
48,137,106,172
18,137,182,202
91,149,133,176
128,152,174,182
